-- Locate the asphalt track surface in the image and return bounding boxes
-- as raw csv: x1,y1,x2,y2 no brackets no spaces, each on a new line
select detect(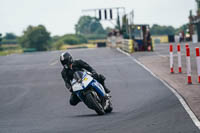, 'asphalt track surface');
0,48,200,133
